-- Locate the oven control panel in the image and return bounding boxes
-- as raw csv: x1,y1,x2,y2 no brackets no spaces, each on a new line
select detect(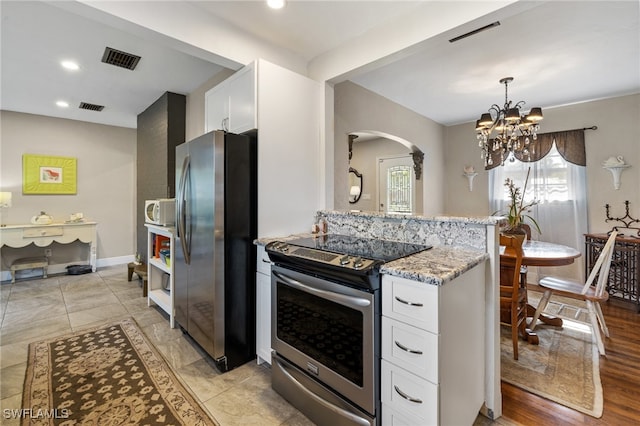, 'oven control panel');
267,241,378,271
